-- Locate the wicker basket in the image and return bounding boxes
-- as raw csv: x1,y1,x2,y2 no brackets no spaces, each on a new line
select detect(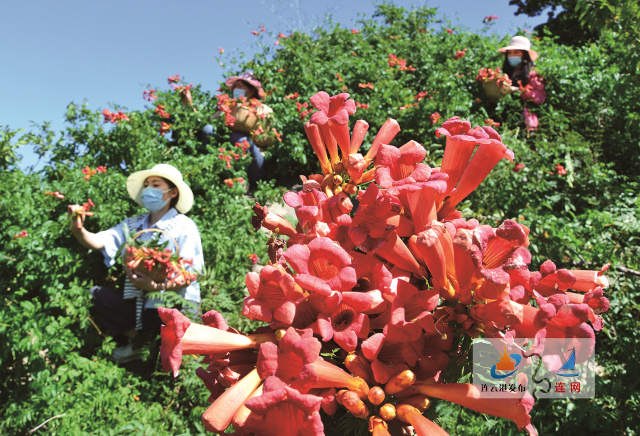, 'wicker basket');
230,105,259,134
125,228,179,285
484,81,517,103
